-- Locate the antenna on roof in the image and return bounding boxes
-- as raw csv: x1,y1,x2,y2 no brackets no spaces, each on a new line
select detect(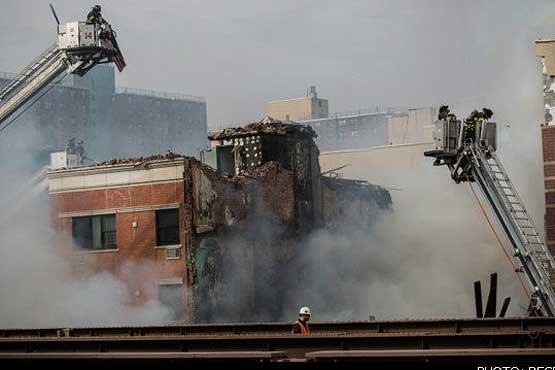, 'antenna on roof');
308,85,317,98
49,3,61,25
